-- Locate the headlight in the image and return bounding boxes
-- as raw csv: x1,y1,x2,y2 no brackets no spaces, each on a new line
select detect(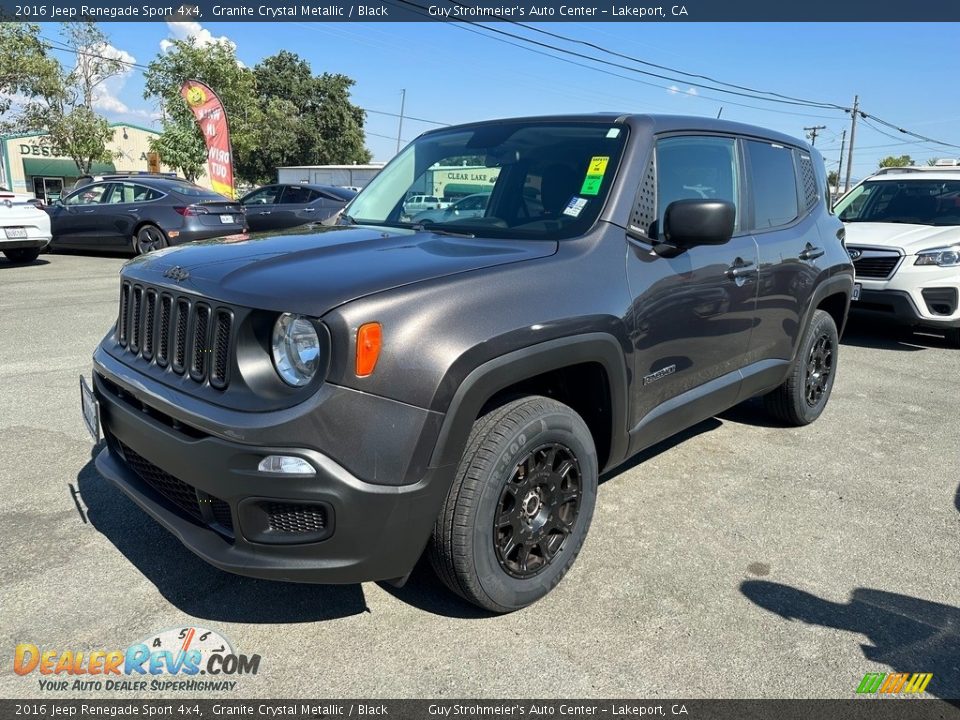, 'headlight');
271,313,321,387
915,245,960,267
